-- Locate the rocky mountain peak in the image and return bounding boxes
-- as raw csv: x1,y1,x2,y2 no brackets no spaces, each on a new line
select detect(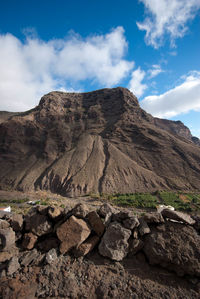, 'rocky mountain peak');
0,87,200,196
